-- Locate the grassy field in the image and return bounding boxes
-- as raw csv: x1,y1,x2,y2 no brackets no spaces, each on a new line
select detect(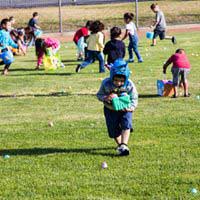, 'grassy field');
0,0,200,32
0,31,200,199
